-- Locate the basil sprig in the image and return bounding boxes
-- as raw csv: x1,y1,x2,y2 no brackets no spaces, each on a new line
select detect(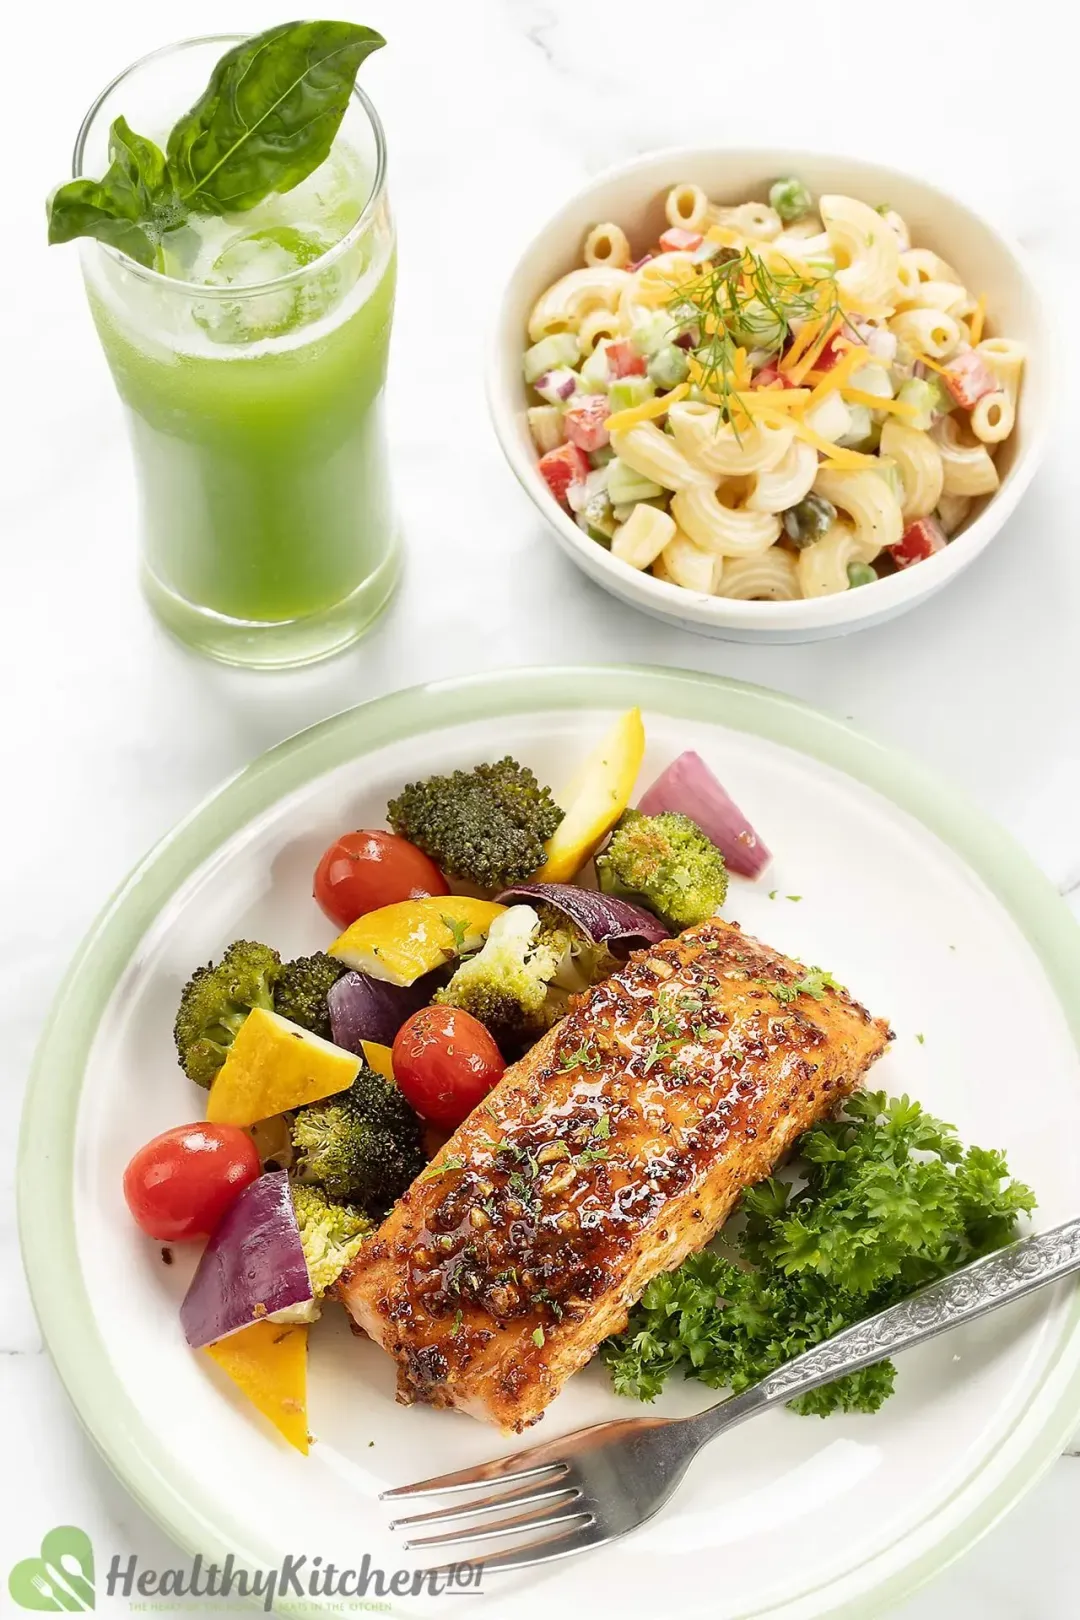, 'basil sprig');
47,20,385,268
